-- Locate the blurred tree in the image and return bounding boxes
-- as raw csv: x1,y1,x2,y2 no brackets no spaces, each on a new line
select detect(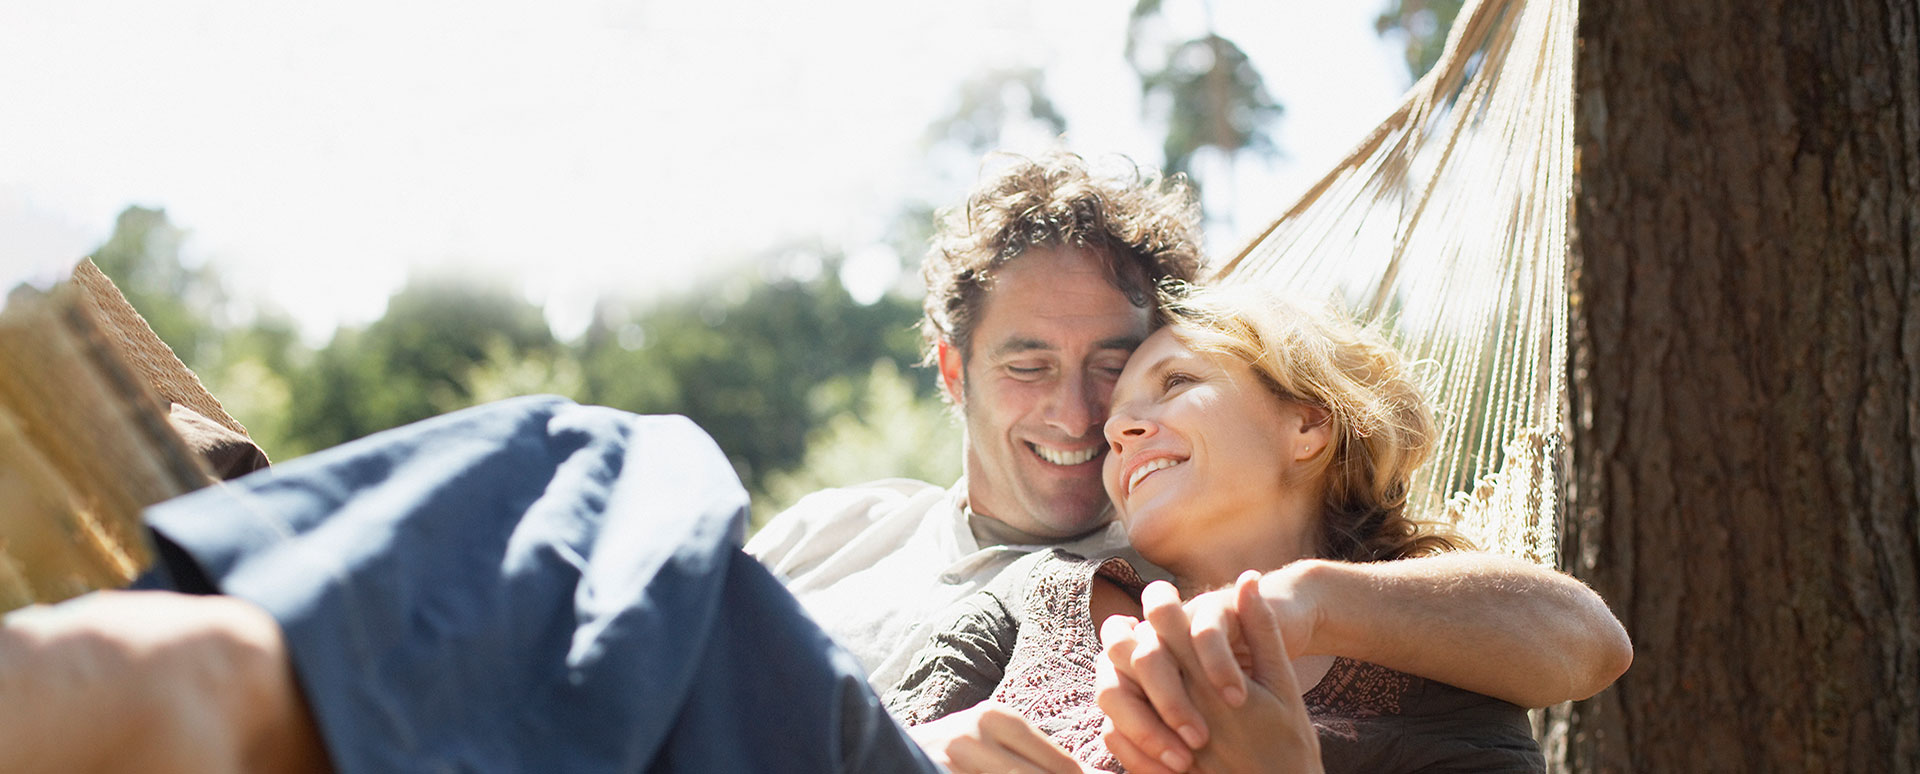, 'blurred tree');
1375,0,1465,81
1125,0,1282,193
577,249,932,499
756,358,961,526
926,68,1069,155
199,309,306,459
280,273,560,454
87,206,226,371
